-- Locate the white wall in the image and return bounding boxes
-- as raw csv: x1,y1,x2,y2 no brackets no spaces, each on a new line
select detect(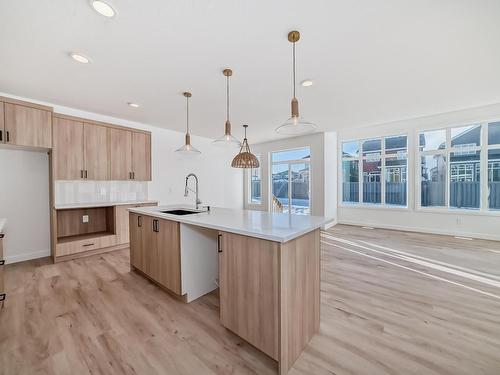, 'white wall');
0,149,51,263
244,132,337,222
0,93,243,263
337,102,500,241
